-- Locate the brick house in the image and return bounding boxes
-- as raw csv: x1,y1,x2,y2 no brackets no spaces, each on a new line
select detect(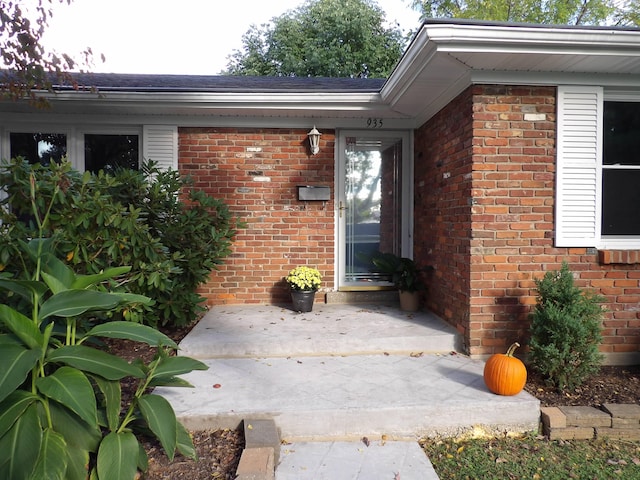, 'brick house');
2,20,640,364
